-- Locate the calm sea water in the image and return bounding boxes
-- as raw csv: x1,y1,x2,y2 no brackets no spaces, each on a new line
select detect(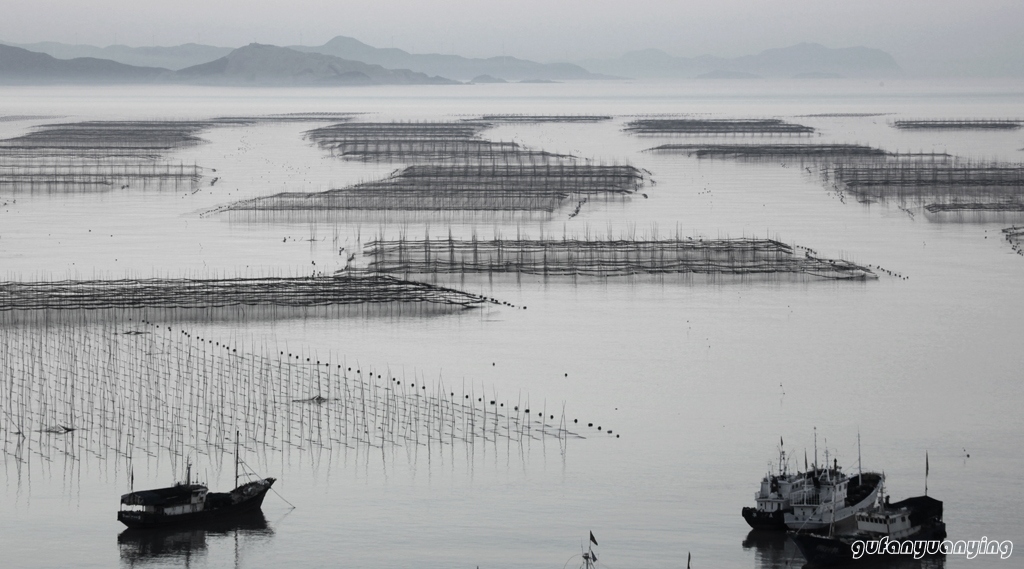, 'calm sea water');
1,79,1023,568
